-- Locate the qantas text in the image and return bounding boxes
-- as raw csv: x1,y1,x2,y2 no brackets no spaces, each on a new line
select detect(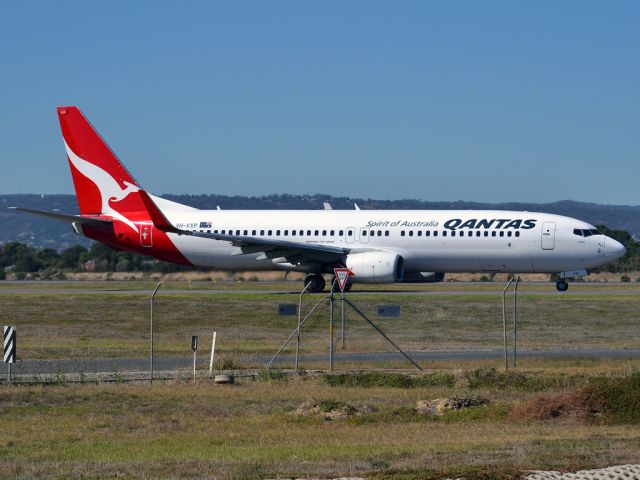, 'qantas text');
367,219,537,230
